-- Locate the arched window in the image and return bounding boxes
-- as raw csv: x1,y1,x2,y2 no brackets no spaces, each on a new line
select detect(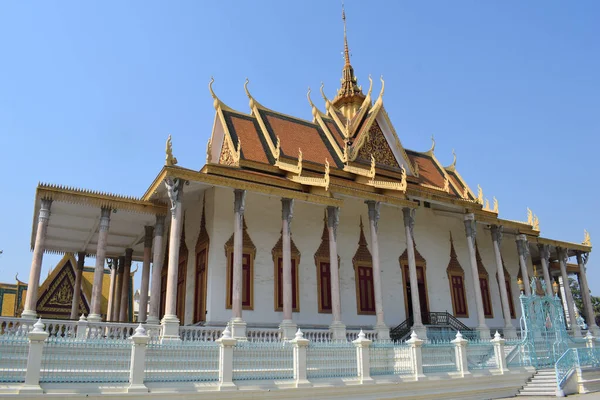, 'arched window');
272,232,301,312
224,217,255,310
314,213,339,314
194,197,210,323
353,217,375,315
475,241,493,318
446,232,468,318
